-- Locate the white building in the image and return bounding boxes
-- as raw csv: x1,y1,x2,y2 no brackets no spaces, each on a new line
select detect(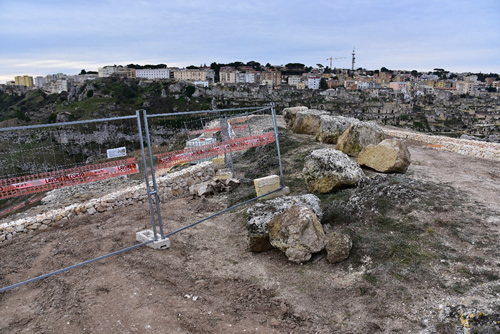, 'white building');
307,77,320,90
34,76,47,88
135,68,171,80
236,72,256,84
288,75,302,86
